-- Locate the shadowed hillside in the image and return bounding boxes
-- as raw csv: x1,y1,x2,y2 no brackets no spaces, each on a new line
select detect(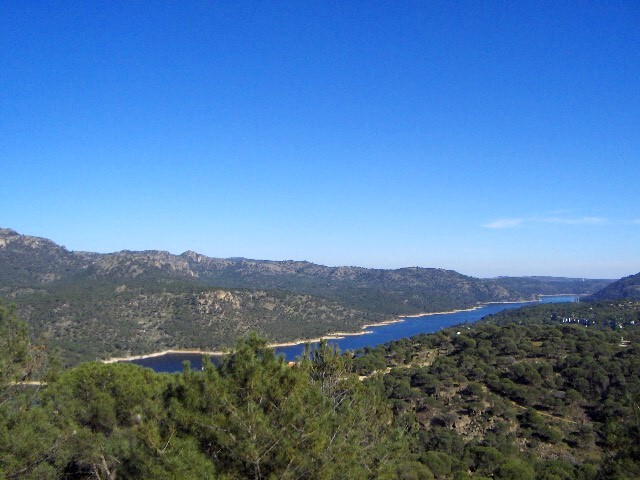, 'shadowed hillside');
586,272,640,301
